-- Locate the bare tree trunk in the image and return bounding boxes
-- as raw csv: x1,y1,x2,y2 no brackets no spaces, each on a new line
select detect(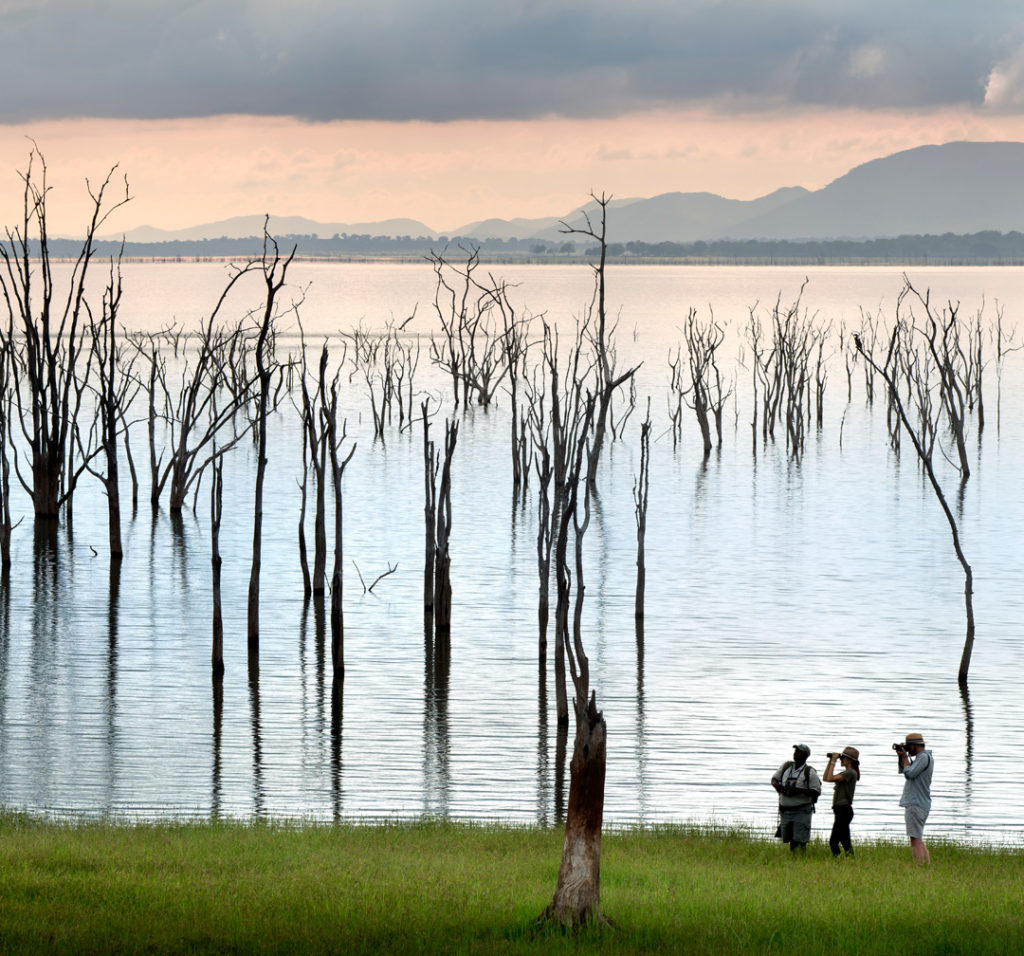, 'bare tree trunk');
422,401,437,612
634,407,651,619
248,227,296,657
543,693,607,928
434,419,458,635
211,456,224,679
